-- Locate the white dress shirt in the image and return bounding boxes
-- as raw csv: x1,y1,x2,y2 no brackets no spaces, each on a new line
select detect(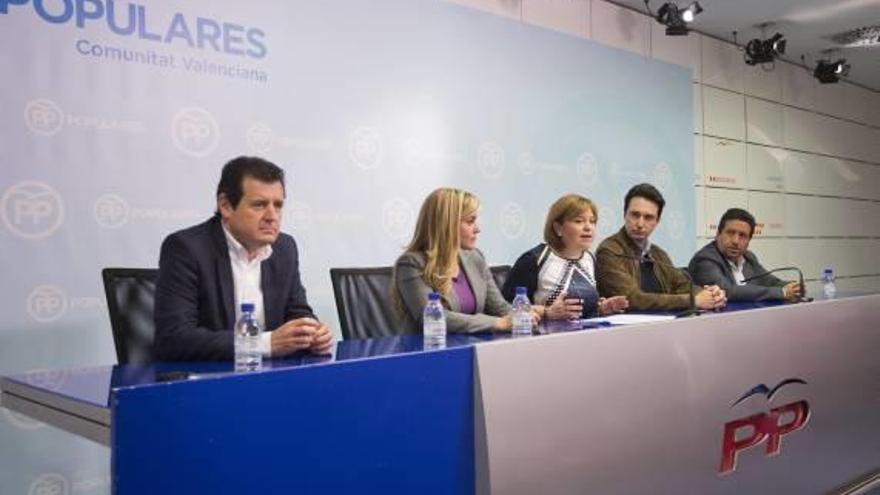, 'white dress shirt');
727,256,746,286
222,224,274,357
